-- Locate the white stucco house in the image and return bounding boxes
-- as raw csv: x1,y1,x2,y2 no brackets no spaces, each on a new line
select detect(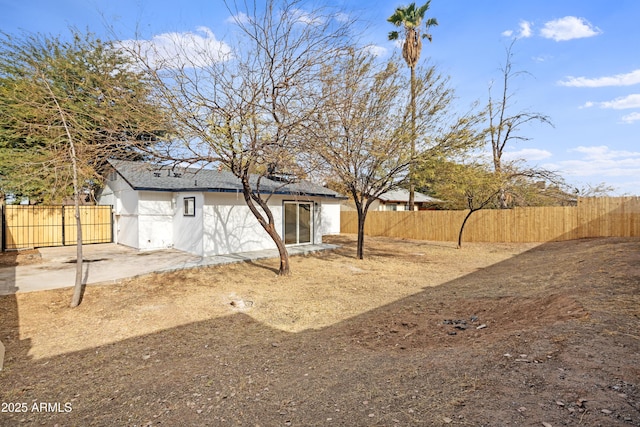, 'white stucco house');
97,160,345,256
